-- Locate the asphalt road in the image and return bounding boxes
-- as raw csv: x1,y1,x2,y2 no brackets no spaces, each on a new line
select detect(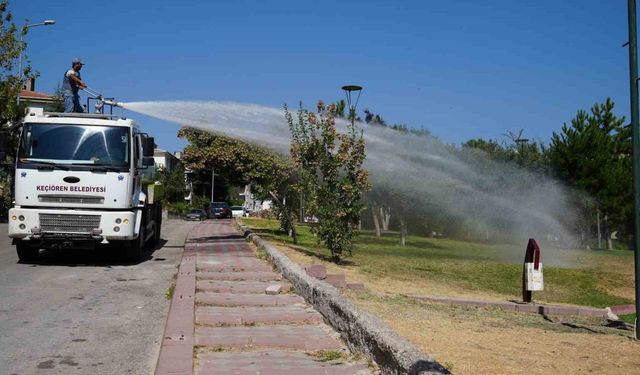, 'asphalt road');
0,219,197,375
